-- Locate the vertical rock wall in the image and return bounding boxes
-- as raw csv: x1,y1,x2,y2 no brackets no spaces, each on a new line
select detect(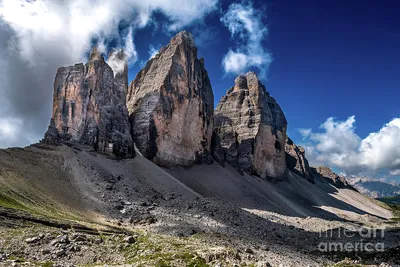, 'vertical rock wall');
285,137,314,183
127,31,214,166
213,72,287,178
44,48,134,158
